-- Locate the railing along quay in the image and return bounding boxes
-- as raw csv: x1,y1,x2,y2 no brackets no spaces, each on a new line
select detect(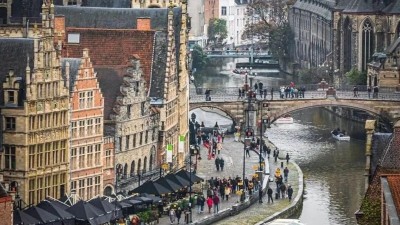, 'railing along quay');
189,86,400,103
